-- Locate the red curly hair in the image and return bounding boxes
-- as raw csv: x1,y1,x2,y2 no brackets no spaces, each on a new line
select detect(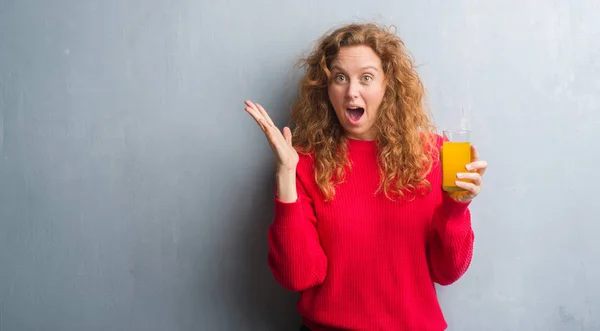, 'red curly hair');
291,22,438,201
